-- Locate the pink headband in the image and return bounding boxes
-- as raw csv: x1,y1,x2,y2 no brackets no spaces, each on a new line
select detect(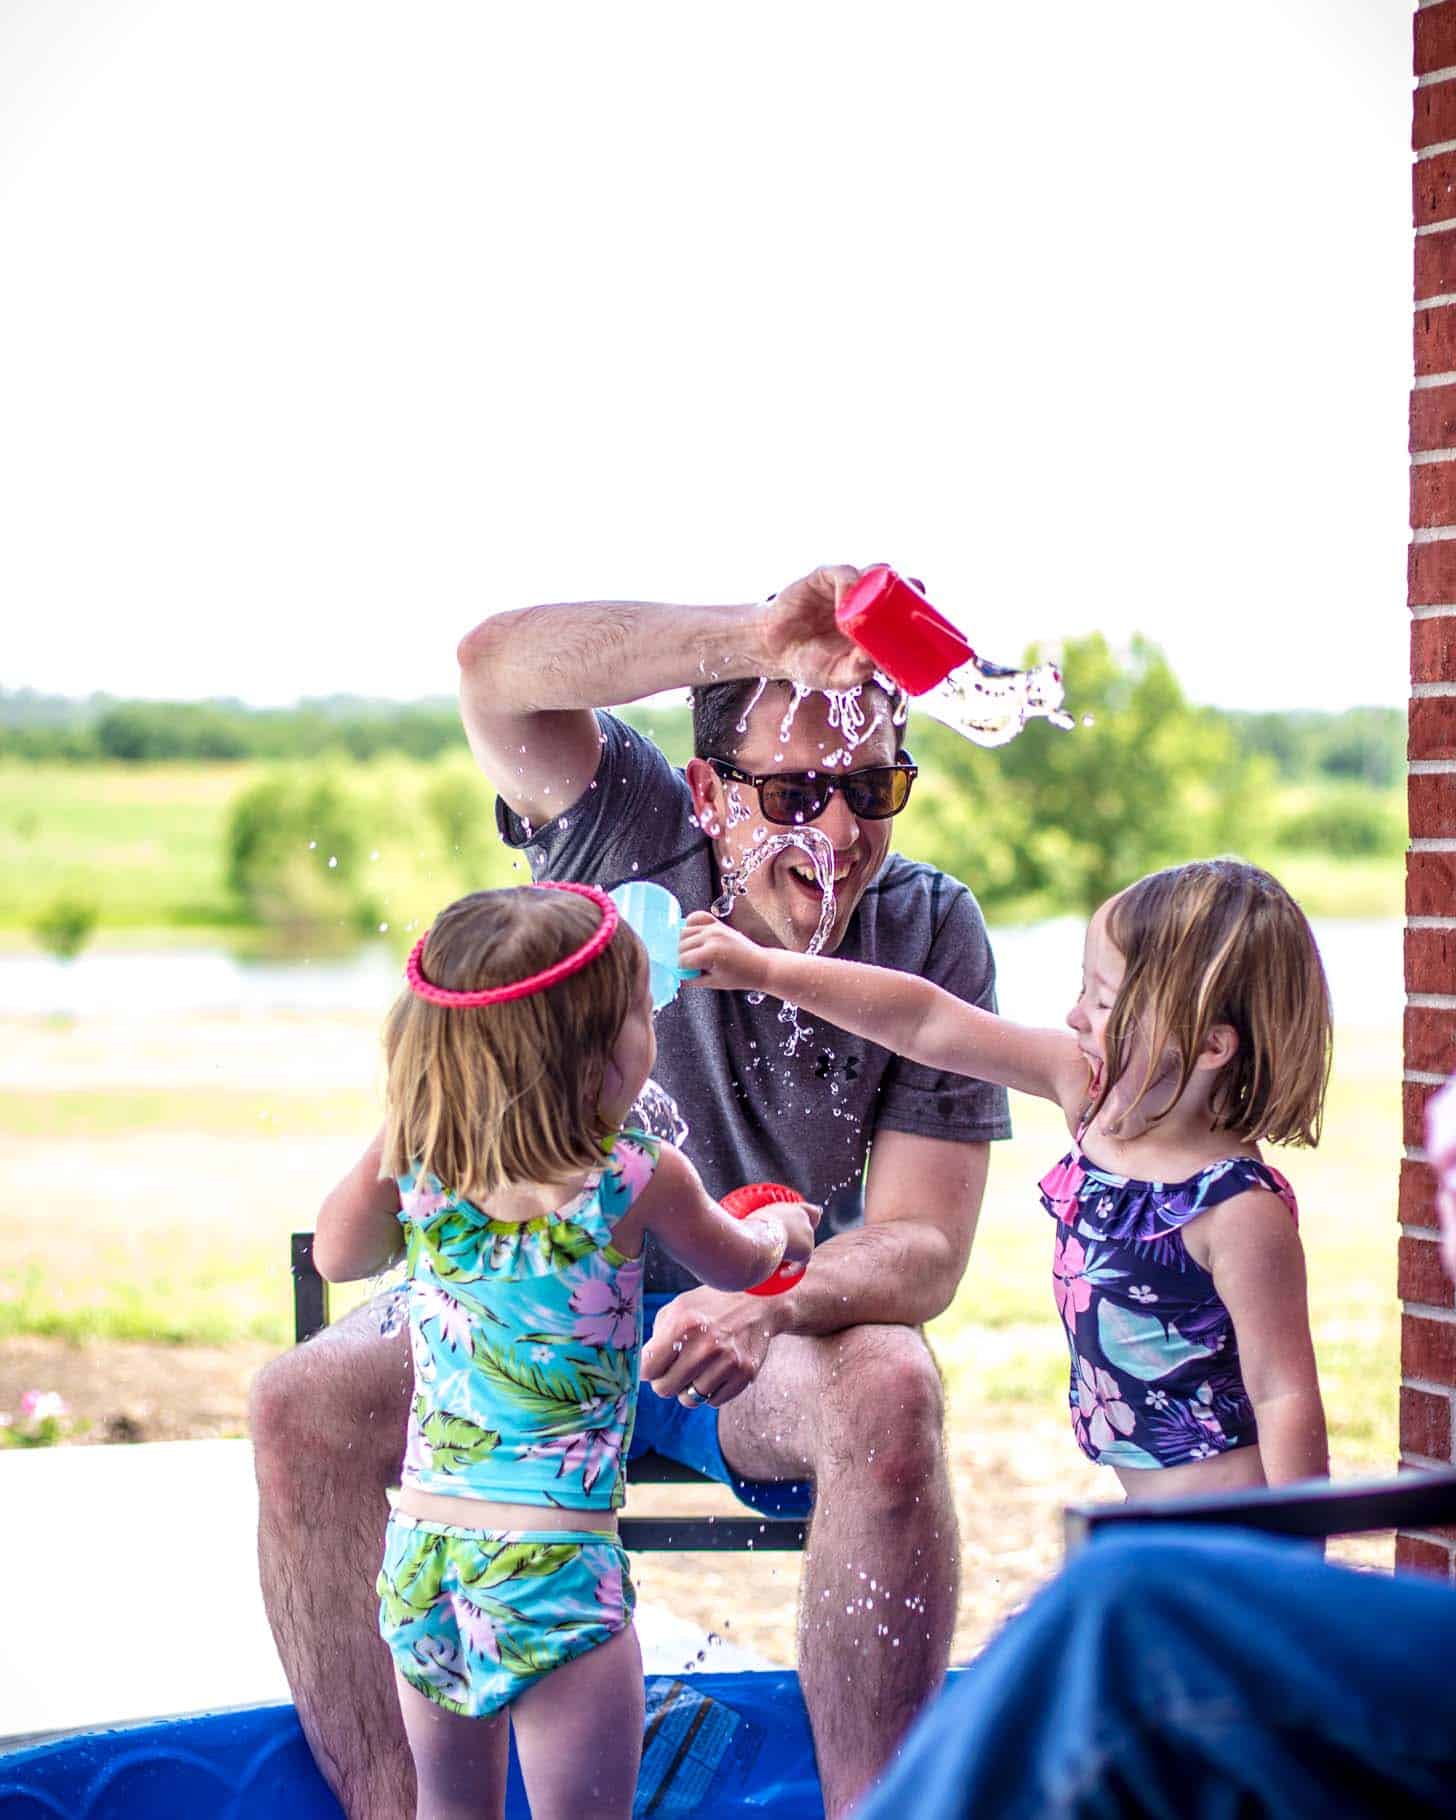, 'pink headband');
405,882,620,1008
